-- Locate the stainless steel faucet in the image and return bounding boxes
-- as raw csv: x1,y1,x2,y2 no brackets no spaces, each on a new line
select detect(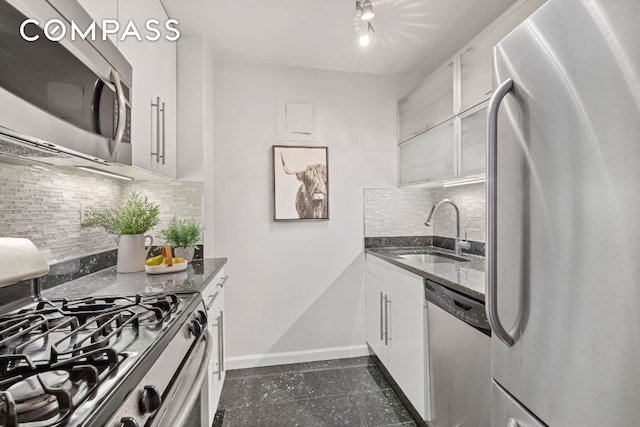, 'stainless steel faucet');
425,198,471,255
